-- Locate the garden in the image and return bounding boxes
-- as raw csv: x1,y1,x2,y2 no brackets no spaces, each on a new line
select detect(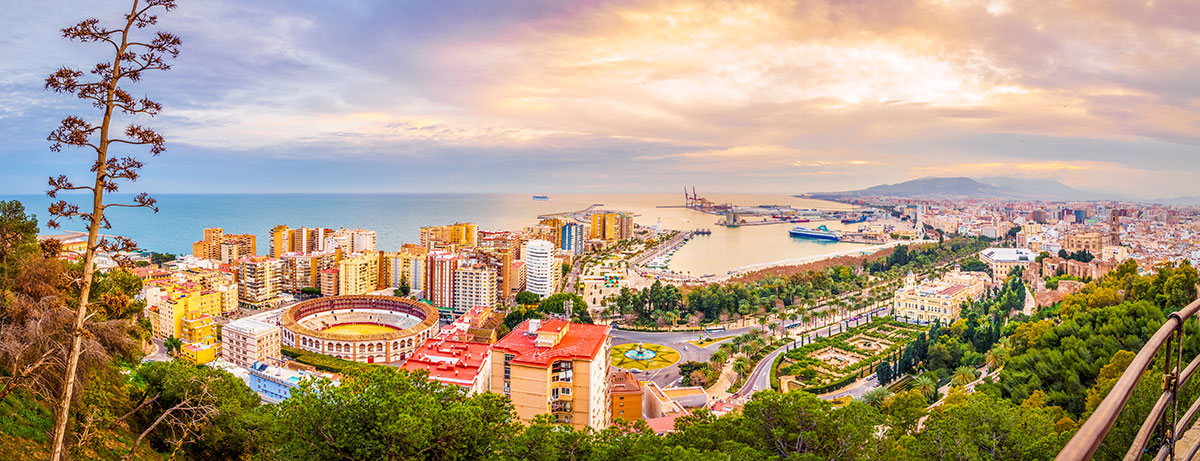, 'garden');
773,317,926,394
